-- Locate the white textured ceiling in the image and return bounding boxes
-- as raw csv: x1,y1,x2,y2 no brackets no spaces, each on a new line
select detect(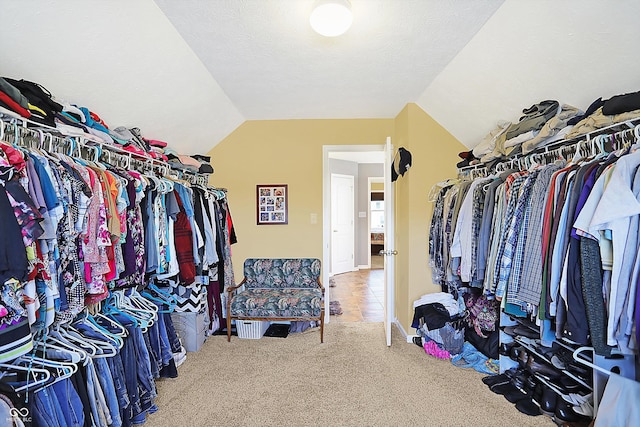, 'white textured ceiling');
154,0,502,120
1,0,640,154
0,0,244,155
417,0,640,148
